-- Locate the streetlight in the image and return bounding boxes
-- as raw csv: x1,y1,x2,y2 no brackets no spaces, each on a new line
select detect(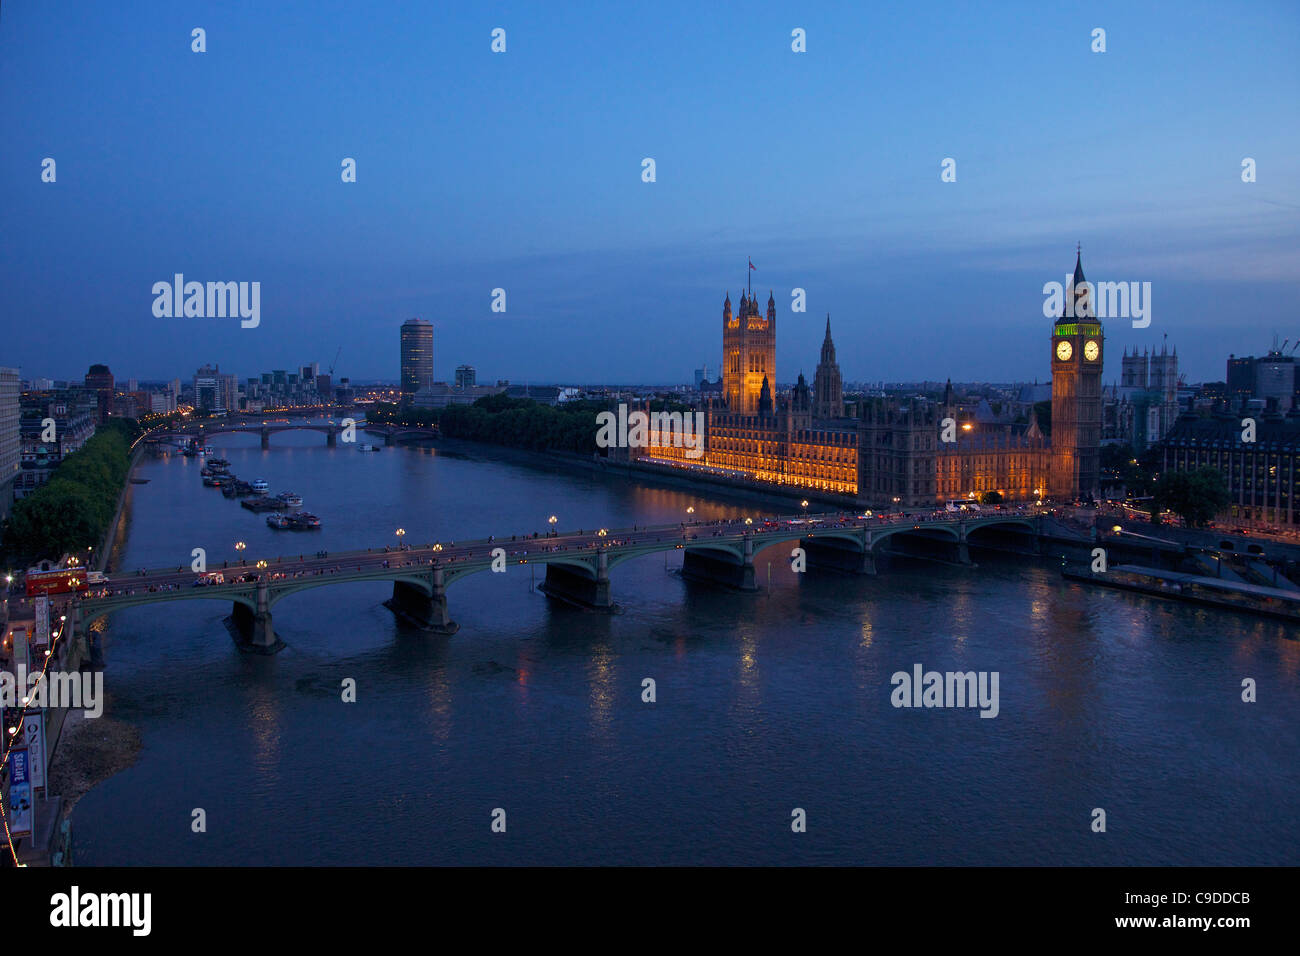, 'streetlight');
395,528,405,548
686,506,695,515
